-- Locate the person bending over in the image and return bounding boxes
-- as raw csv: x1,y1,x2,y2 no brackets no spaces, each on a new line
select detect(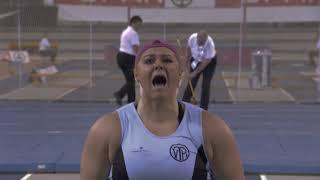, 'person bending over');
183,30,218,110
